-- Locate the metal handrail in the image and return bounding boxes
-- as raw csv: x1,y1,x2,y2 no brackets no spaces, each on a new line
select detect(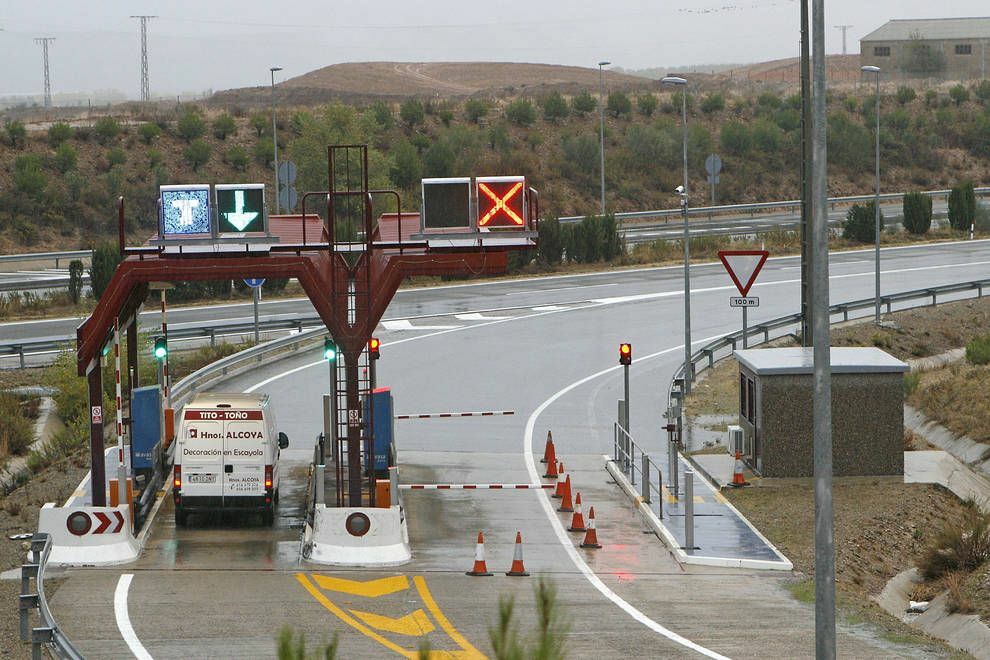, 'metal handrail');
666,278,990,415
20,533,84,660
613,422,663,517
